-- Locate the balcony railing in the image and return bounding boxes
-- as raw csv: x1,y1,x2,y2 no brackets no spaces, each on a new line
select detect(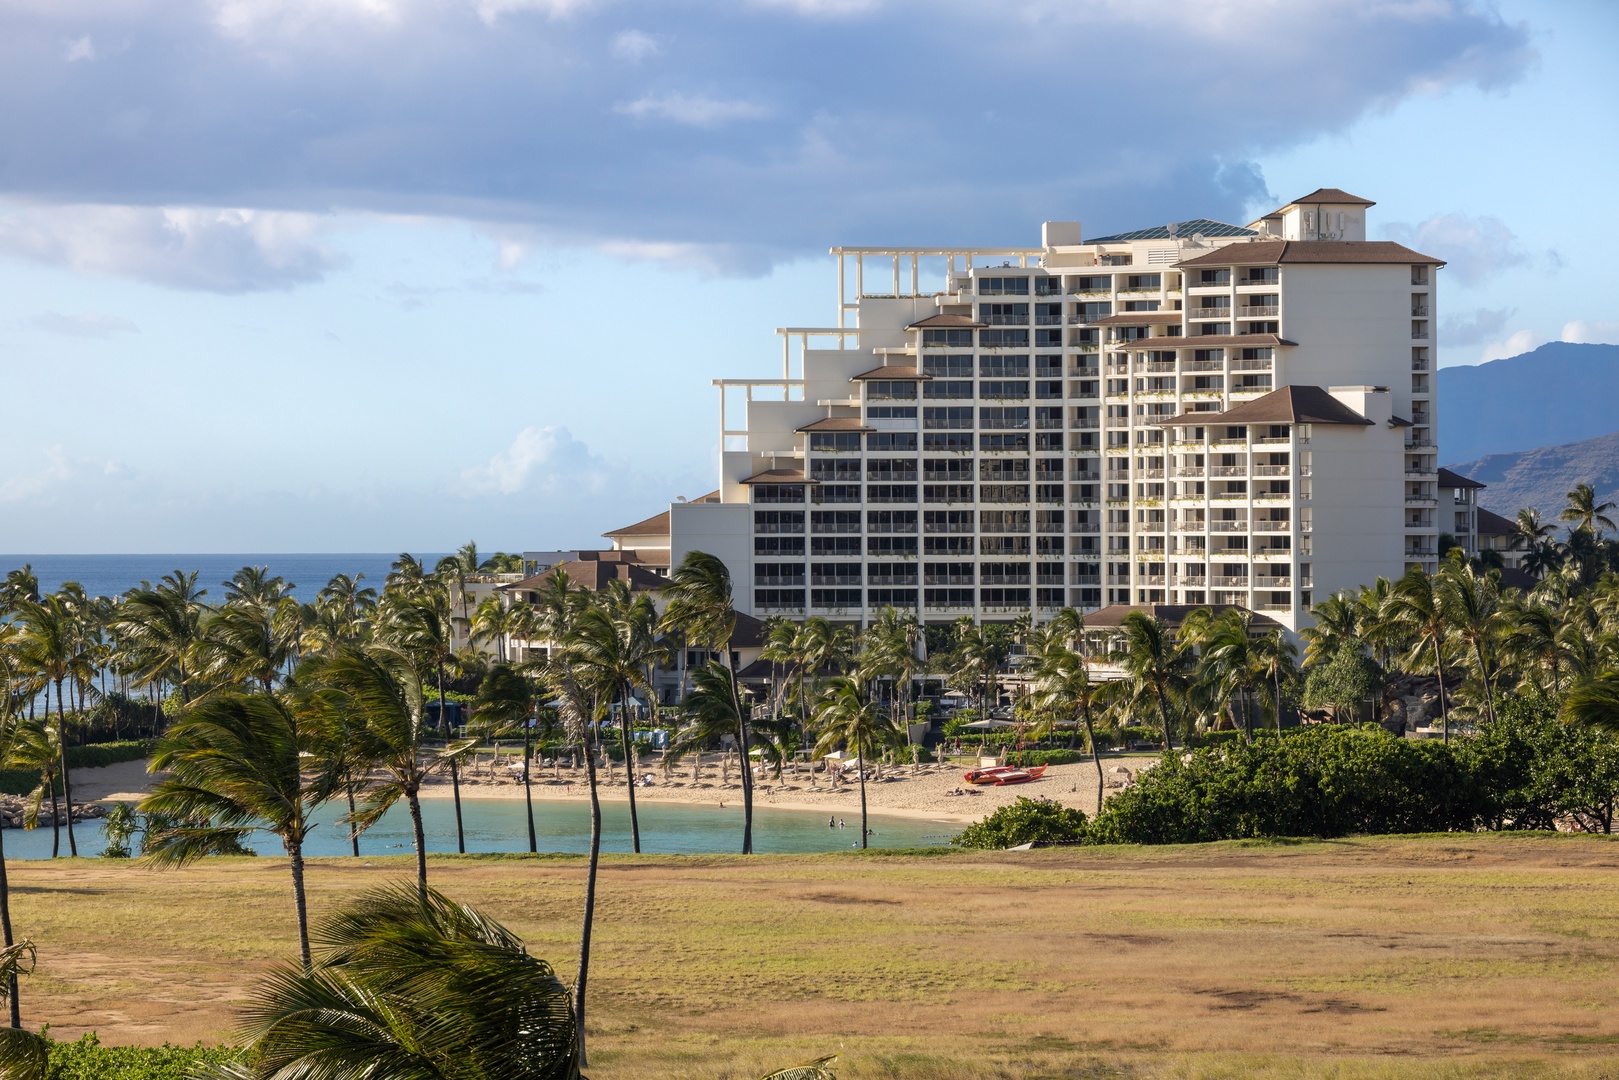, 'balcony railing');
1252,520,1291,532
1237,305,1279,318
1209,521,1248,531
1211,576,1250,587
1253,465,1290,476
982,314,1030,326
1034,314,1064,325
